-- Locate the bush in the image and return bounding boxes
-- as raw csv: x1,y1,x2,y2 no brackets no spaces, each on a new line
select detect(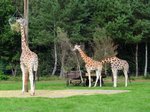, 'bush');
143,75,150,79
0,71,9,80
